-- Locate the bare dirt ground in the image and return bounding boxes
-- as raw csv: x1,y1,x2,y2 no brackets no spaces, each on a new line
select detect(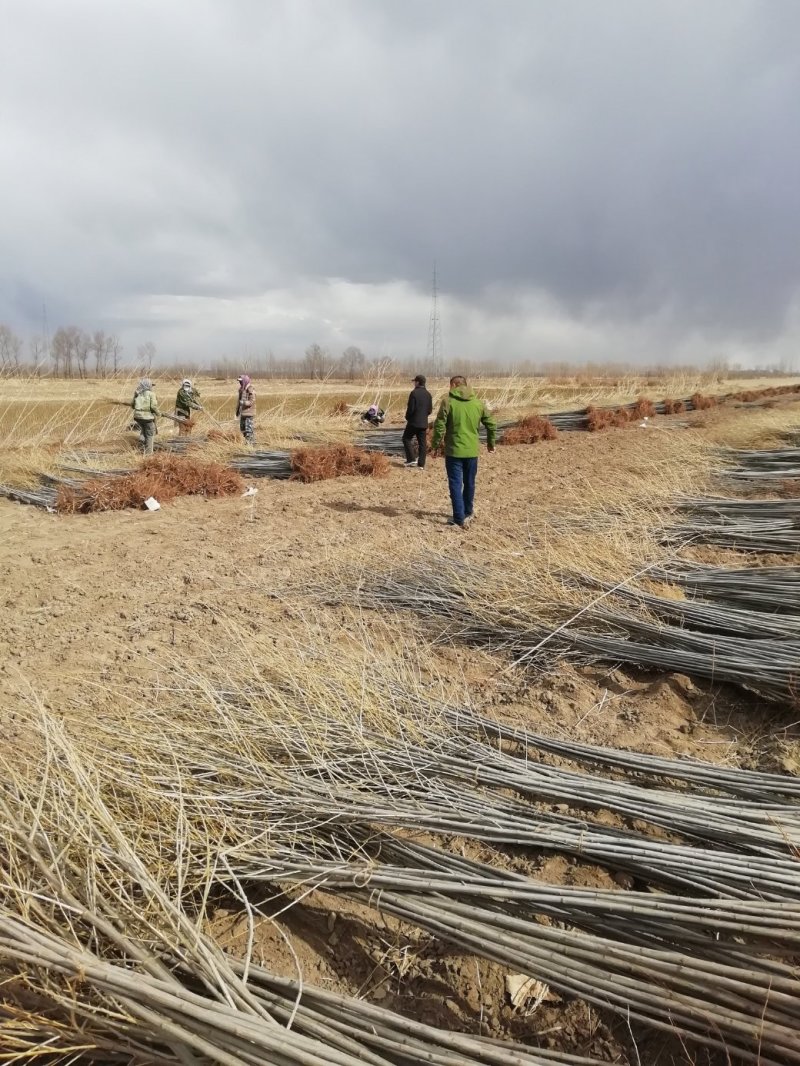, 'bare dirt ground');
1,407,798,1064
0,425,706,727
